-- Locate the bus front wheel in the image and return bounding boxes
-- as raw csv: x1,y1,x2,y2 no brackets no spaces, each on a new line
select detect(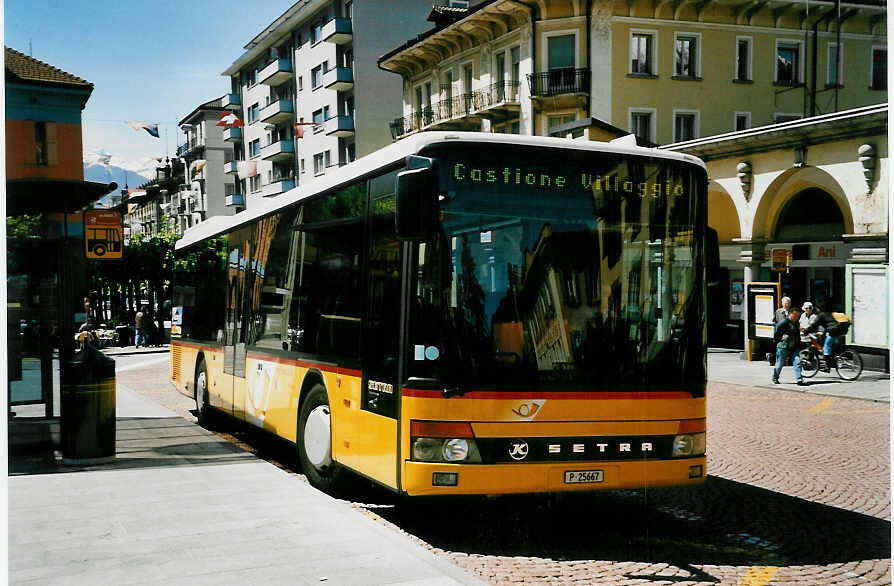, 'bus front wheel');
298,384,343,493
93,244,106,256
